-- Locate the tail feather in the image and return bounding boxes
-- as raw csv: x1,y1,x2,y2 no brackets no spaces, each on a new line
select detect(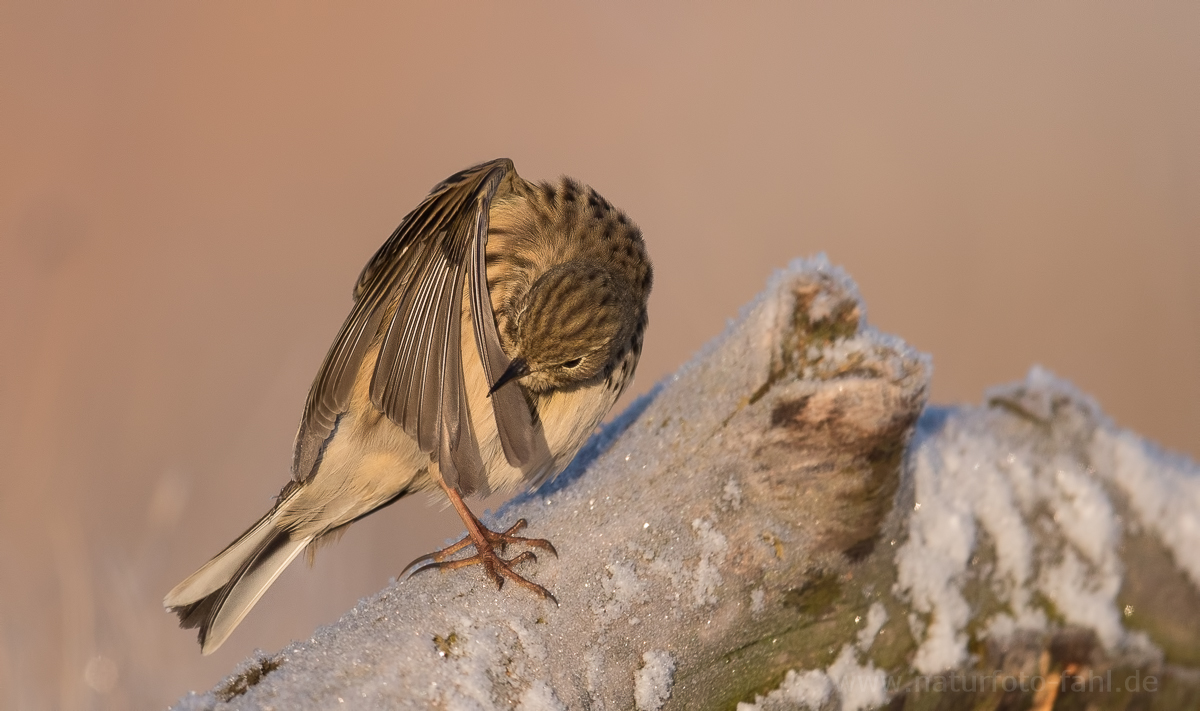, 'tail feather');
164,508,280,609
164,485,312,655
167,527,311,655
